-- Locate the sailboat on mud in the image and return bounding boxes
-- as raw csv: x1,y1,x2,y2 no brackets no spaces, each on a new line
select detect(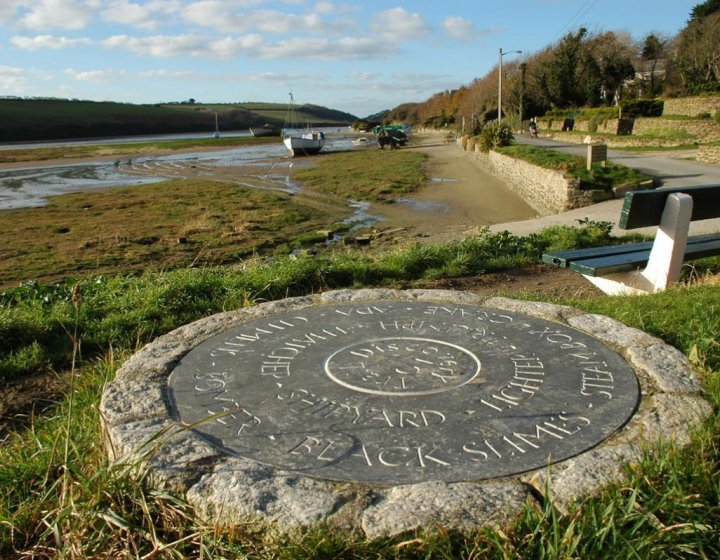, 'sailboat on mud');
282,93,326,157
